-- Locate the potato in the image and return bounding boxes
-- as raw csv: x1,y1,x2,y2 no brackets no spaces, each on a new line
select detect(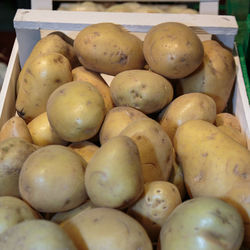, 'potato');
143,22,204,79
0,220,77,250
68,141,99,164
85,136,143,208
0,116,32,143
159,197,244,250
61,207,153,250
120,118,173,183
0,137,36,197
27,112,67,146
51,200,96,224
99,106,148,145
174,120,250,198
177,40,236,113
74,22,145,75
0,196,39,234
72,66,113,113
159,93,216,141
19,145,87,213
128,181,182,241
110,70,173,114
215,112,242,132
47,81,105,142
16,52,72,122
